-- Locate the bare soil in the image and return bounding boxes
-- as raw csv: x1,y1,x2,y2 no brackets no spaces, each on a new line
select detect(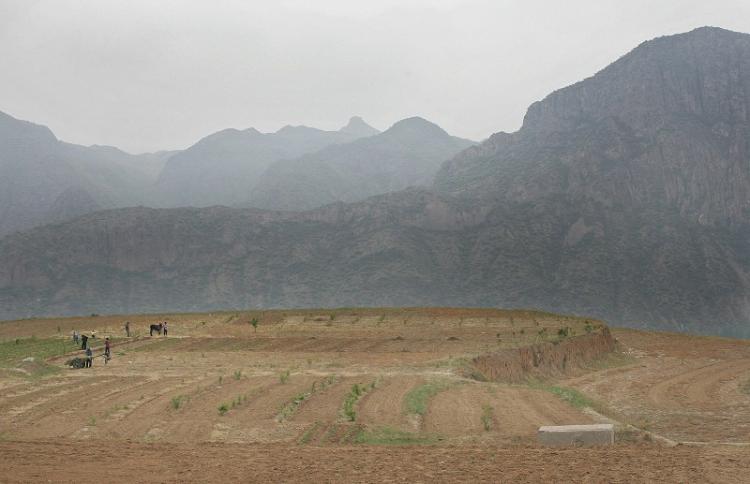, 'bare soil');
1,308,749,482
